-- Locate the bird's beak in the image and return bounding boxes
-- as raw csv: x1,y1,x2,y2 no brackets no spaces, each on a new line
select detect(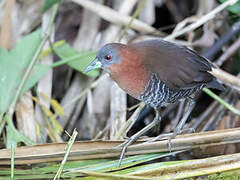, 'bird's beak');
84,58,102,73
